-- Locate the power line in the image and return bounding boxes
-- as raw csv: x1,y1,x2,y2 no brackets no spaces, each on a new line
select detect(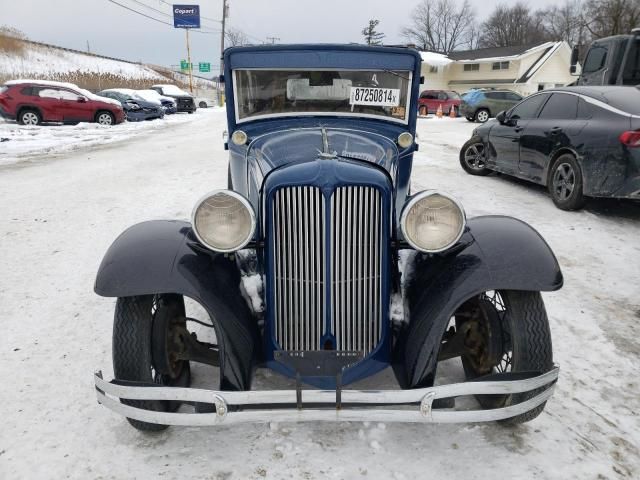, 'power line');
105,0,220,34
